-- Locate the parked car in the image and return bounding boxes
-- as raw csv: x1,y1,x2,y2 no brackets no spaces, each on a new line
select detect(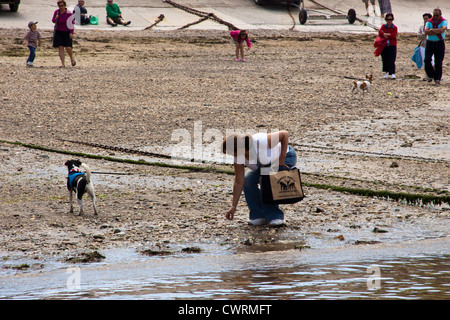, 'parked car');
0,0,20,12
254,0,301,5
